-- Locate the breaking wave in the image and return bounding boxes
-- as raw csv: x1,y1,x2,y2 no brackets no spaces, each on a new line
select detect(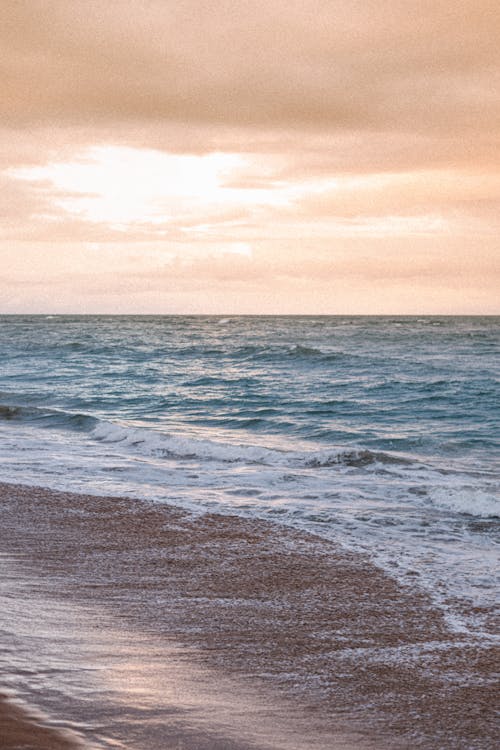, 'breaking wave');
0,400,415,471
